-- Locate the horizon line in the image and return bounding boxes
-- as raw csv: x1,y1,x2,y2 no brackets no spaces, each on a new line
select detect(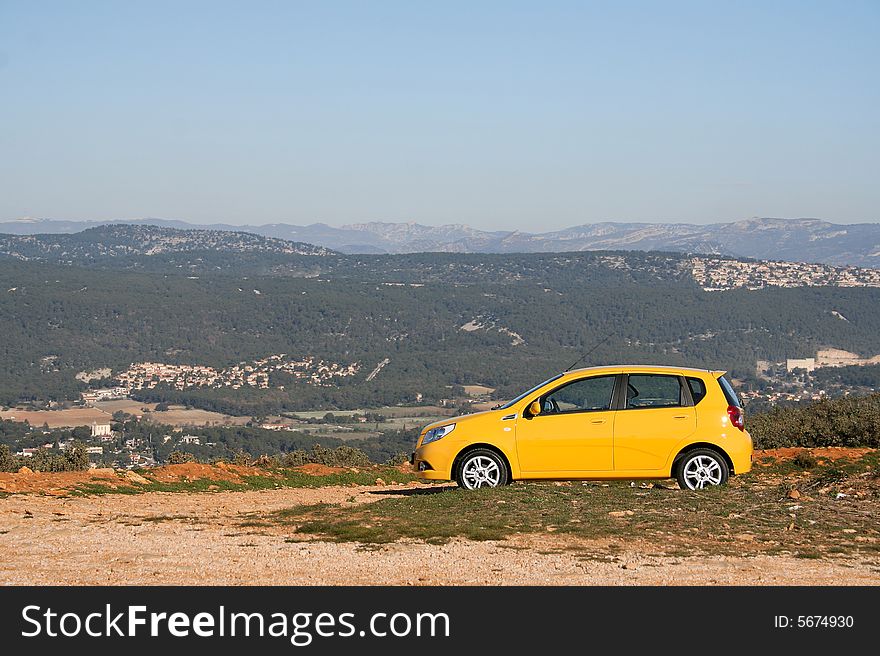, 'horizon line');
4,216,880,230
